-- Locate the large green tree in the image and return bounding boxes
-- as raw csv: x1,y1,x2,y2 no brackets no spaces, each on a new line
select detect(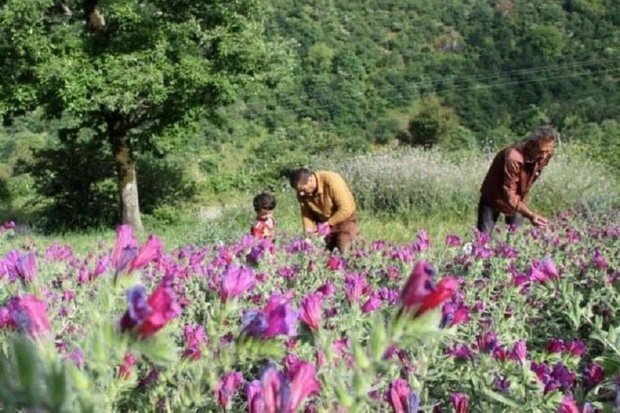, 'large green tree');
0,0,293,231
